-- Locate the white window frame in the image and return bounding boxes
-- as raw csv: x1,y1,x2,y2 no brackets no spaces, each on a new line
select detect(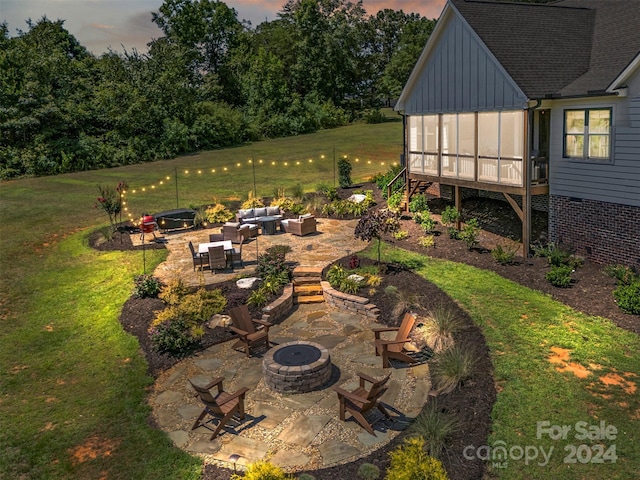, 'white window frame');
563,108,612,162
